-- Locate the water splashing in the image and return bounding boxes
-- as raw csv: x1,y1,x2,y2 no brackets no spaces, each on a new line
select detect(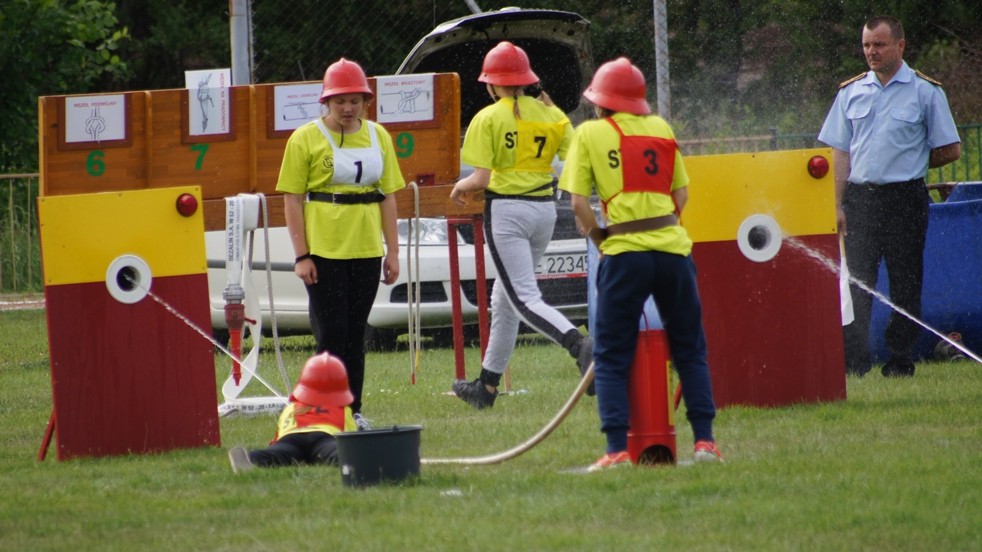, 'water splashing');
781,235,981,364
132,275,287,400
